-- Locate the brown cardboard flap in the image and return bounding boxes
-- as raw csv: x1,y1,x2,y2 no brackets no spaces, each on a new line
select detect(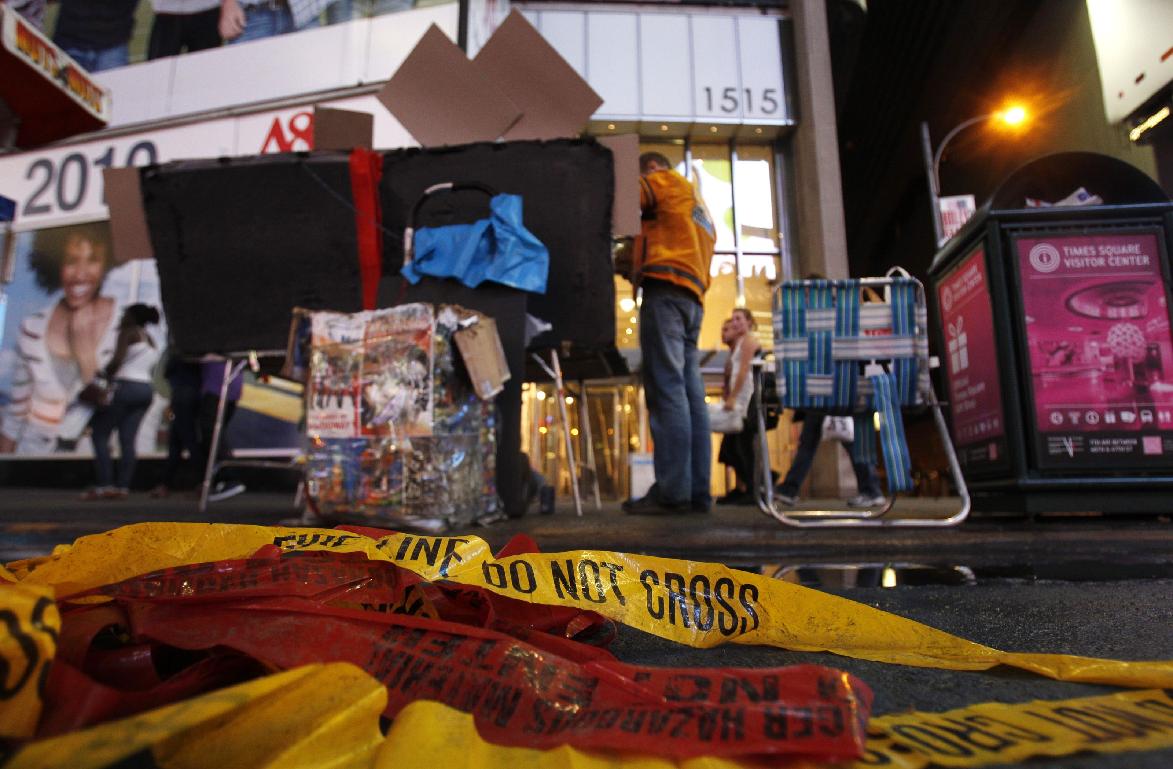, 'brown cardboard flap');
598,134,641,237
102,167,154,261
313,106,373,150
376,24,521,147
454,316,511,400
473,10,602,141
